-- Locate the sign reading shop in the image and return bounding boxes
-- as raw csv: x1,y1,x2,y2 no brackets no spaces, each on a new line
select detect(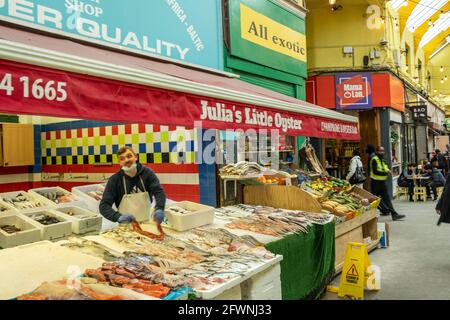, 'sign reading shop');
335,73,373,110
0,0,223,69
